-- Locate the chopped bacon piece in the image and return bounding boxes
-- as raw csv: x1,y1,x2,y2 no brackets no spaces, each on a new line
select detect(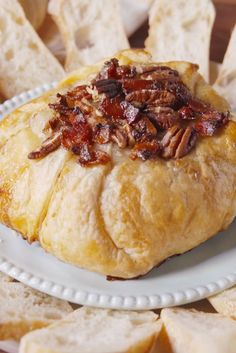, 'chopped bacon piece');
99,97,124,119
178,106,196,120
131,117,157,142
195,111,229,136
96,59,136,80
48,116,61,130
116,65,137,79
78,145,110,167
93,124,113,144
97,58,119,80
61,123,92,151
120,101,140,124
188,98,209,113
122,79,155,93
